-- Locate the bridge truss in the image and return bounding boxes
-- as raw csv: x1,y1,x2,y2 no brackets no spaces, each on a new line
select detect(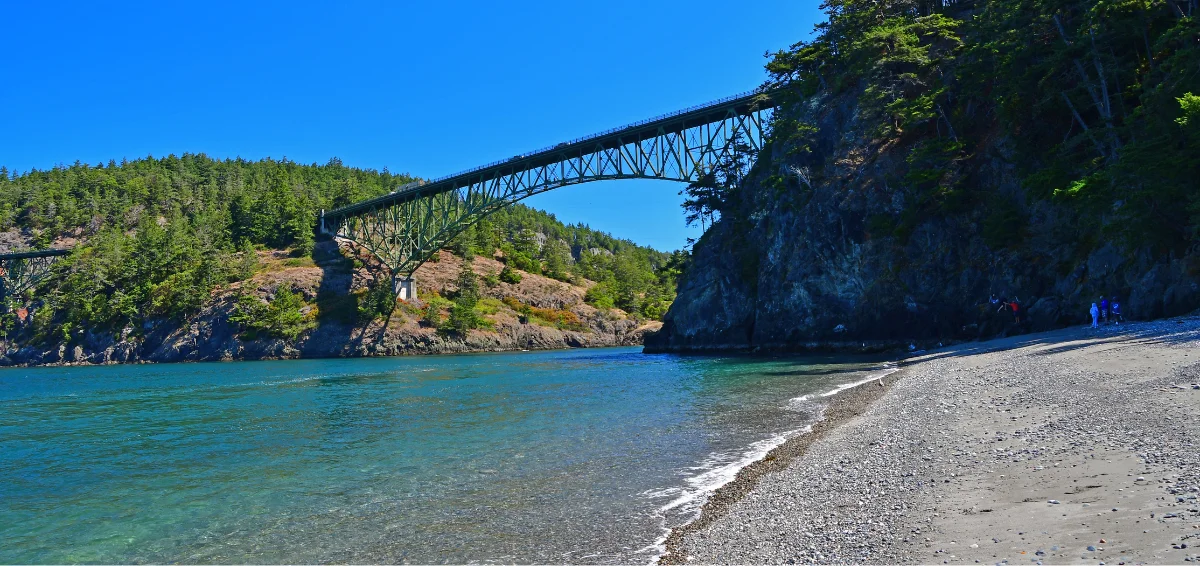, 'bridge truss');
0,248,70,308
321,90,778,296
